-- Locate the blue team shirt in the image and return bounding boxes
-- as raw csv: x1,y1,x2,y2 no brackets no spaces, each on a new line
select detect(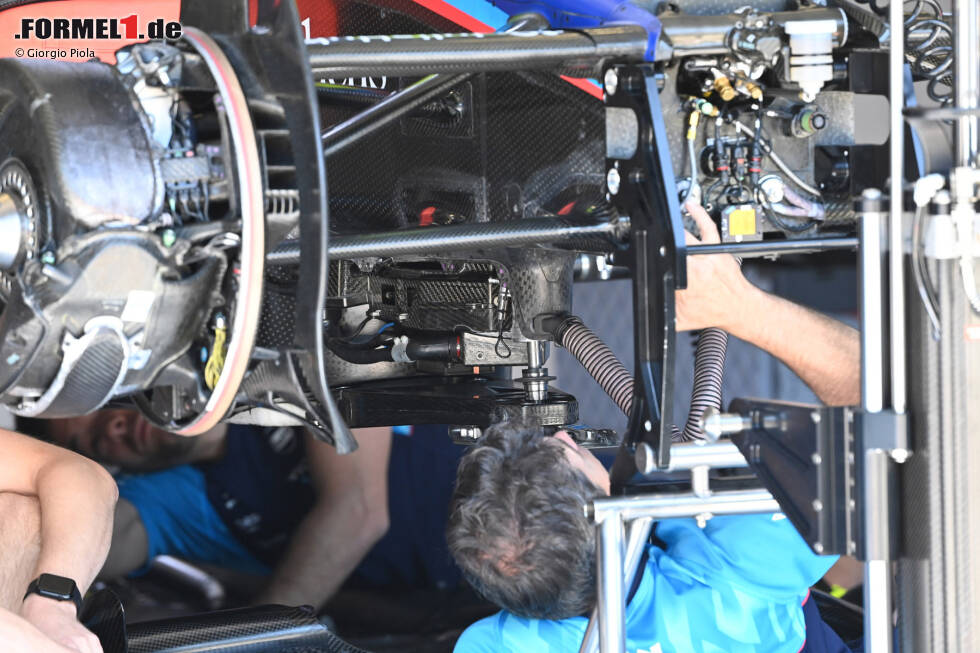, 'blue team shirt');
117,424,466,589
455,513,840,653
